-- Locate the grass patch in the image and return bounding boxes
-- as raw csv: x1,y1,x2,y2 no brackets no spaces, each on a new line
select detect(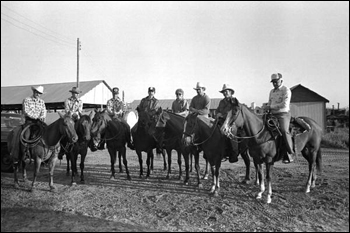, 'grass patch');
322,128,349,149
